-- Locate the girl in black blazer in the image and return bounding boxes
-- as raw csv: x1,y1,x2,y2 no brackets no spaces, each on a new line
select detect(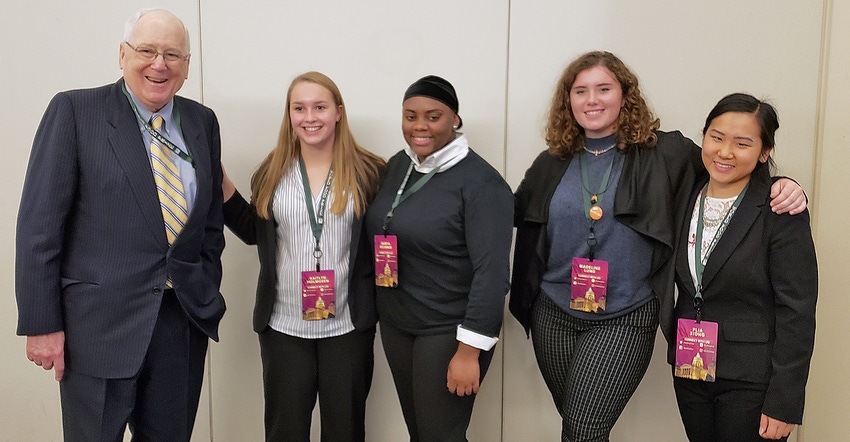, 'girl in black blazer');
222,71,385,442
668,93,817,441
